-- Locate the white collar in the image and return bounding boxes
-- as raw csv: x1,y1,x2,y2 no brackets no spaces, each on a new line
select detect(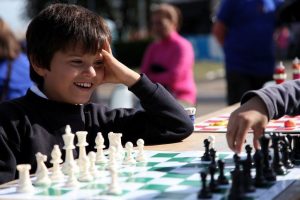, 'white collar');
30,84,48,99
